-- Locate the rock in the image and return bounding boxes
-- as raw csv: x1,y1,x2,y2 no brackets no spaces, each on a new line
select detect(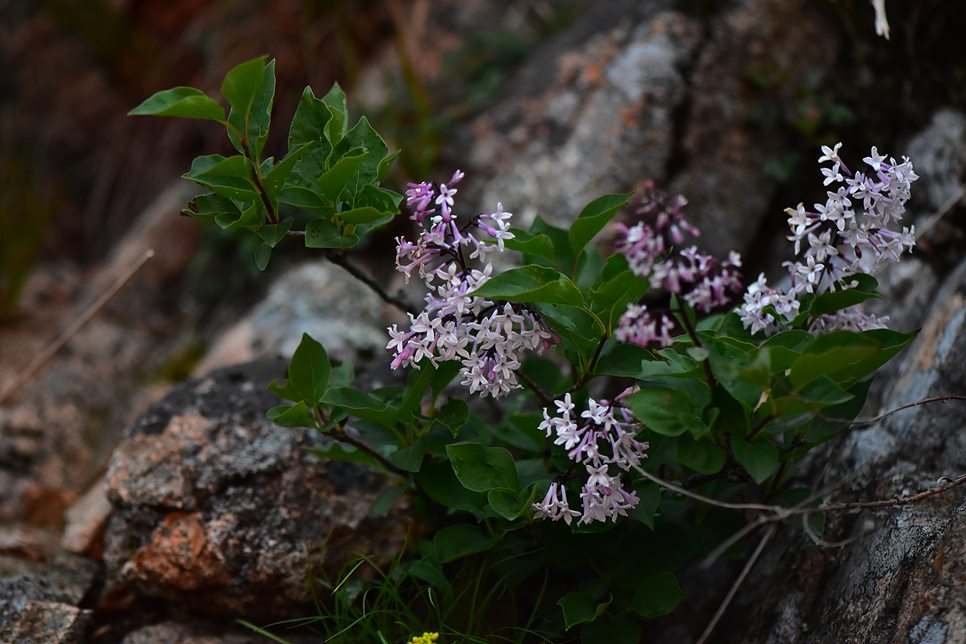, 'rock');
61,475,112,558
195,262,391,375
0,181,200,527
906,110,966,213
103,359,408,620
449,0,839,258
0,550,99,643
122,620,264,644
